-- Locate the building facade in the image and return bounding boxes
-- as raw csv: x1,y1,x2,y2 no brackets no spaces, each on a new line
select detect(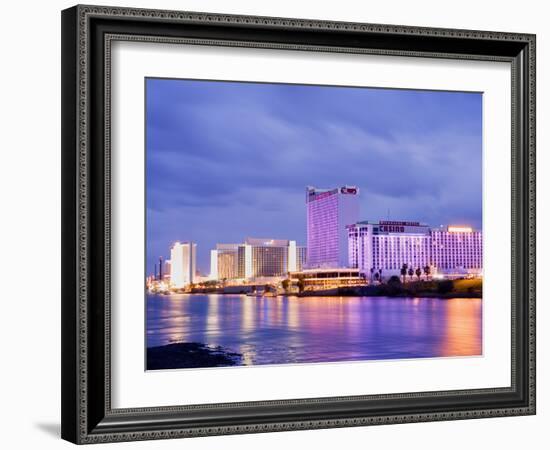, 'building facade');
348,221,482,279
306,186,359,269
430,226,483,276
251,243,288,277
295,245,307,272
169,241,196,288
216,244,241,280
210,238,306,281
162,259,171,283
